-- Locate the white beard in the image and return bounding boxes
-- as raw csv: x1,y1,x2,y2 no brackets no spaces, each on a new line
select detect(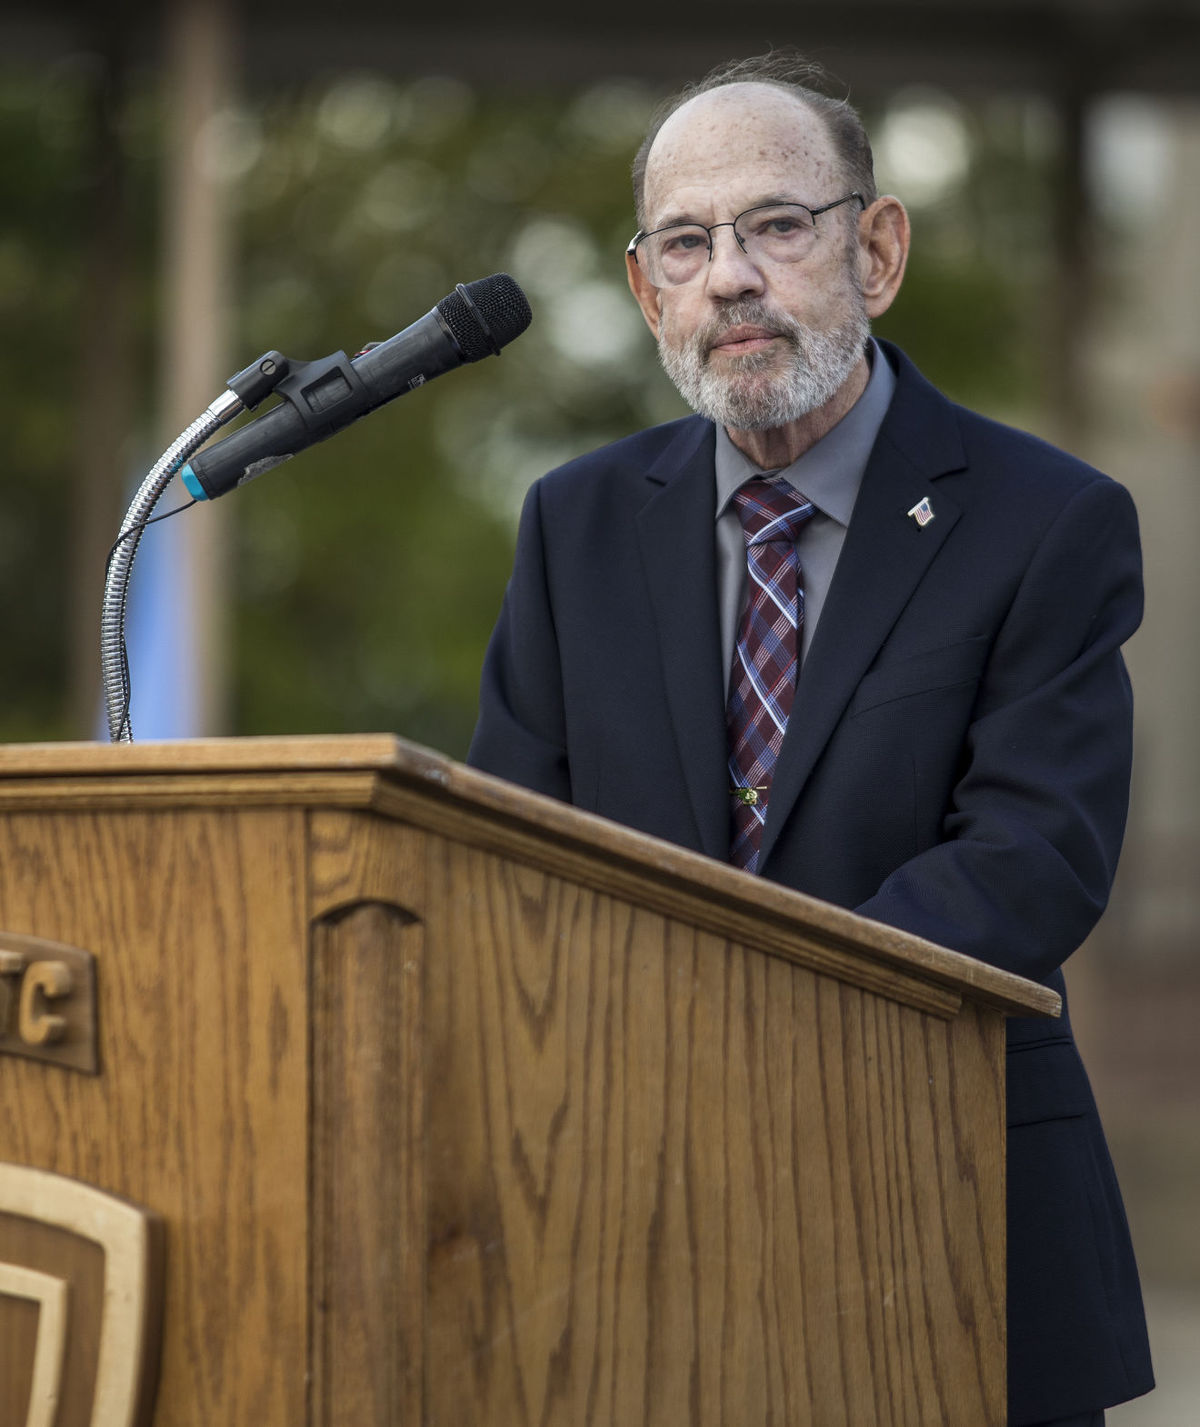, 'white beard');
658,288,870,432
